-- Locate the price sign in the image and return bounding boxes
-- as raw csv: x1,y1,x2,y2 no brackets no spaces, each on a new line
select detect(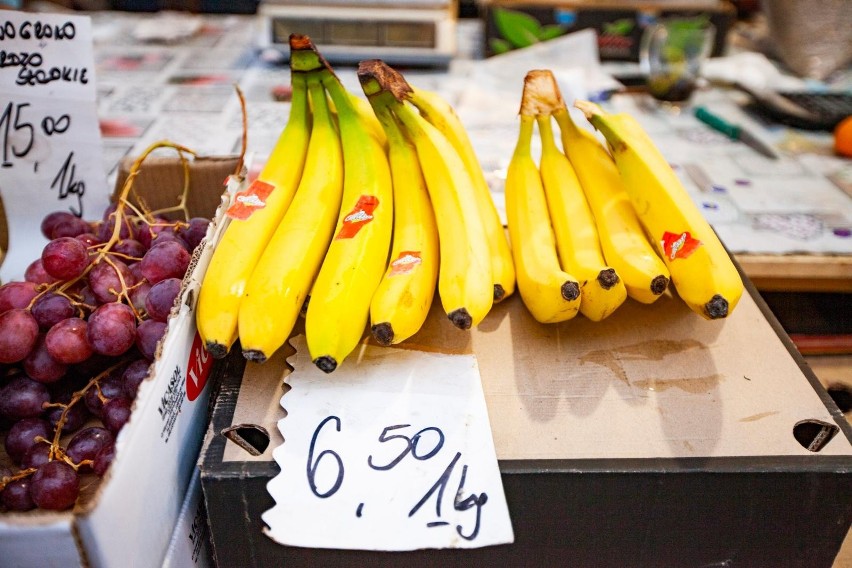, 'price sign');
0,12,110,282
262,336,514,551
